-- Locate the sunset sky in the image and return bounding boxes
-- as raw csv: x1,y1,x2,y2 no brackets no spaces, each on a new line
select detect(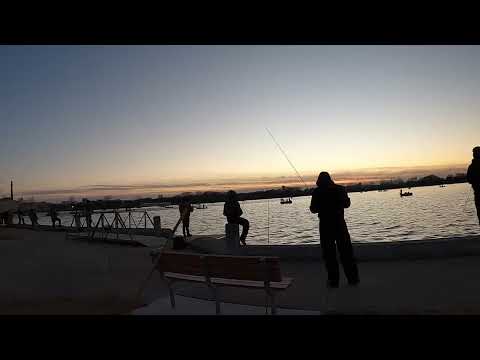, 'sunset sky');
1,45,479,201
